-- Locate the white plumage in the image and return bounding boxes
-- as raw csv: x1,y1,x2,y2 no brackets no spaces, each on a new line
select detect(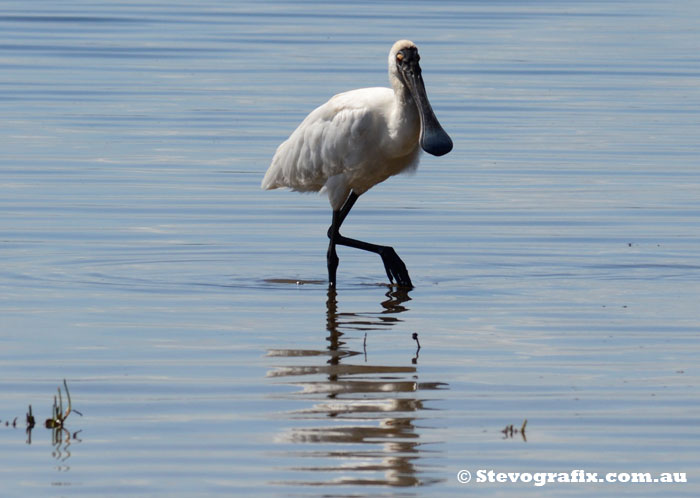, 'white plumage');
262,40,452,288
